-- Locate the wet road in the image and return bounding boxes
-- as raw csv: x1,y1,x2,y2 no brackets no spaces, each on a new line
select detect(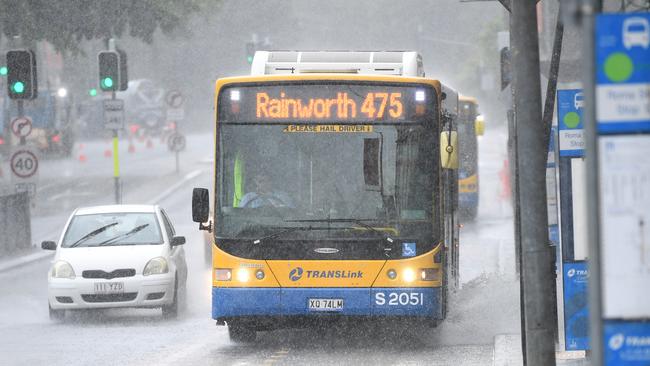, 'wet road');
0,129,521,365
